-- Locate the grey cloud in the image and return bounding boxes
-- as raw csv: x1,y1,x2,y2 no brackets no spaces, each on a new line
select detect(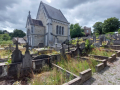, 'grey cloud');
0,0,19,11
